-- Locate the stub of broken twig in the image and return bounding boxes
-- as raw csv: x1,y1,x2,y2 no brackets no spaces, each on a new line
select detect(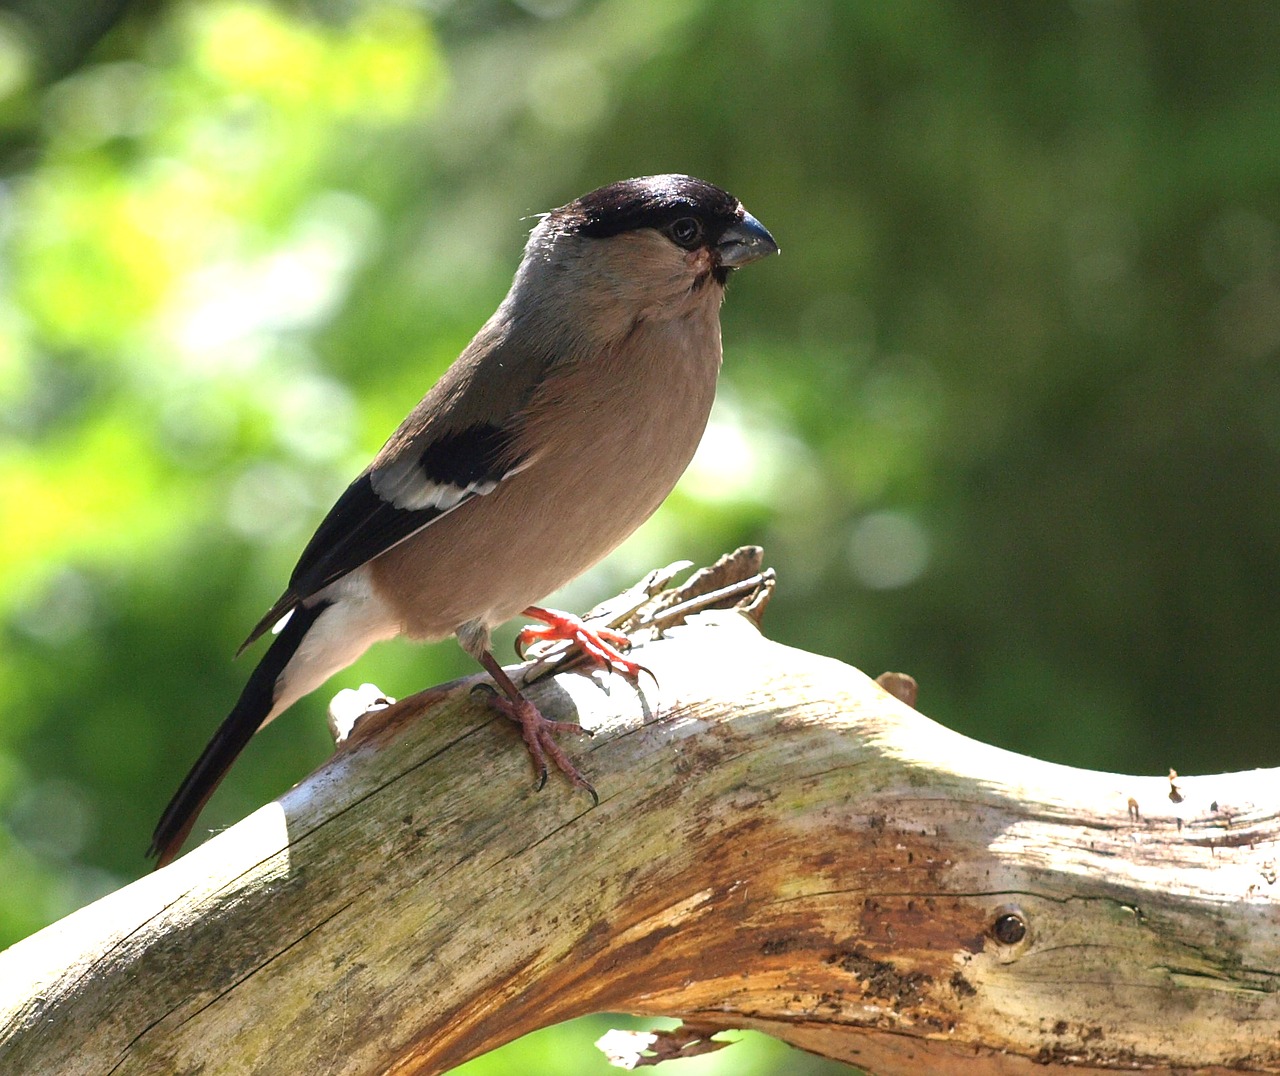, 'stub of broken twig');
875,670,918,708
520,545,775,683
595,1022,734,1070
